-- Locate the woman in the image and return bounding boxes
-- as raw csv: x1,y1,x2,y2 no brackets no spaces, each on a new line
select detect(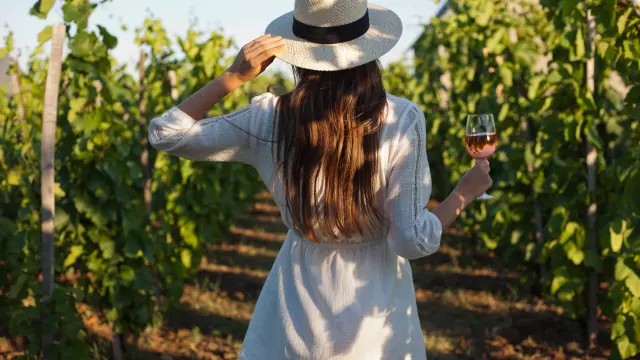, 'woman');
149,0,492,358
